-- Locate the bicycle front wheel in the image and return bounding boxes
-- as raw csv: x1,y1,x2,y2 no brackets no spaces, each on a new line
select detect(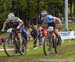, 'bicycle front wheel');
43,37,51,55
3,38,16,56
